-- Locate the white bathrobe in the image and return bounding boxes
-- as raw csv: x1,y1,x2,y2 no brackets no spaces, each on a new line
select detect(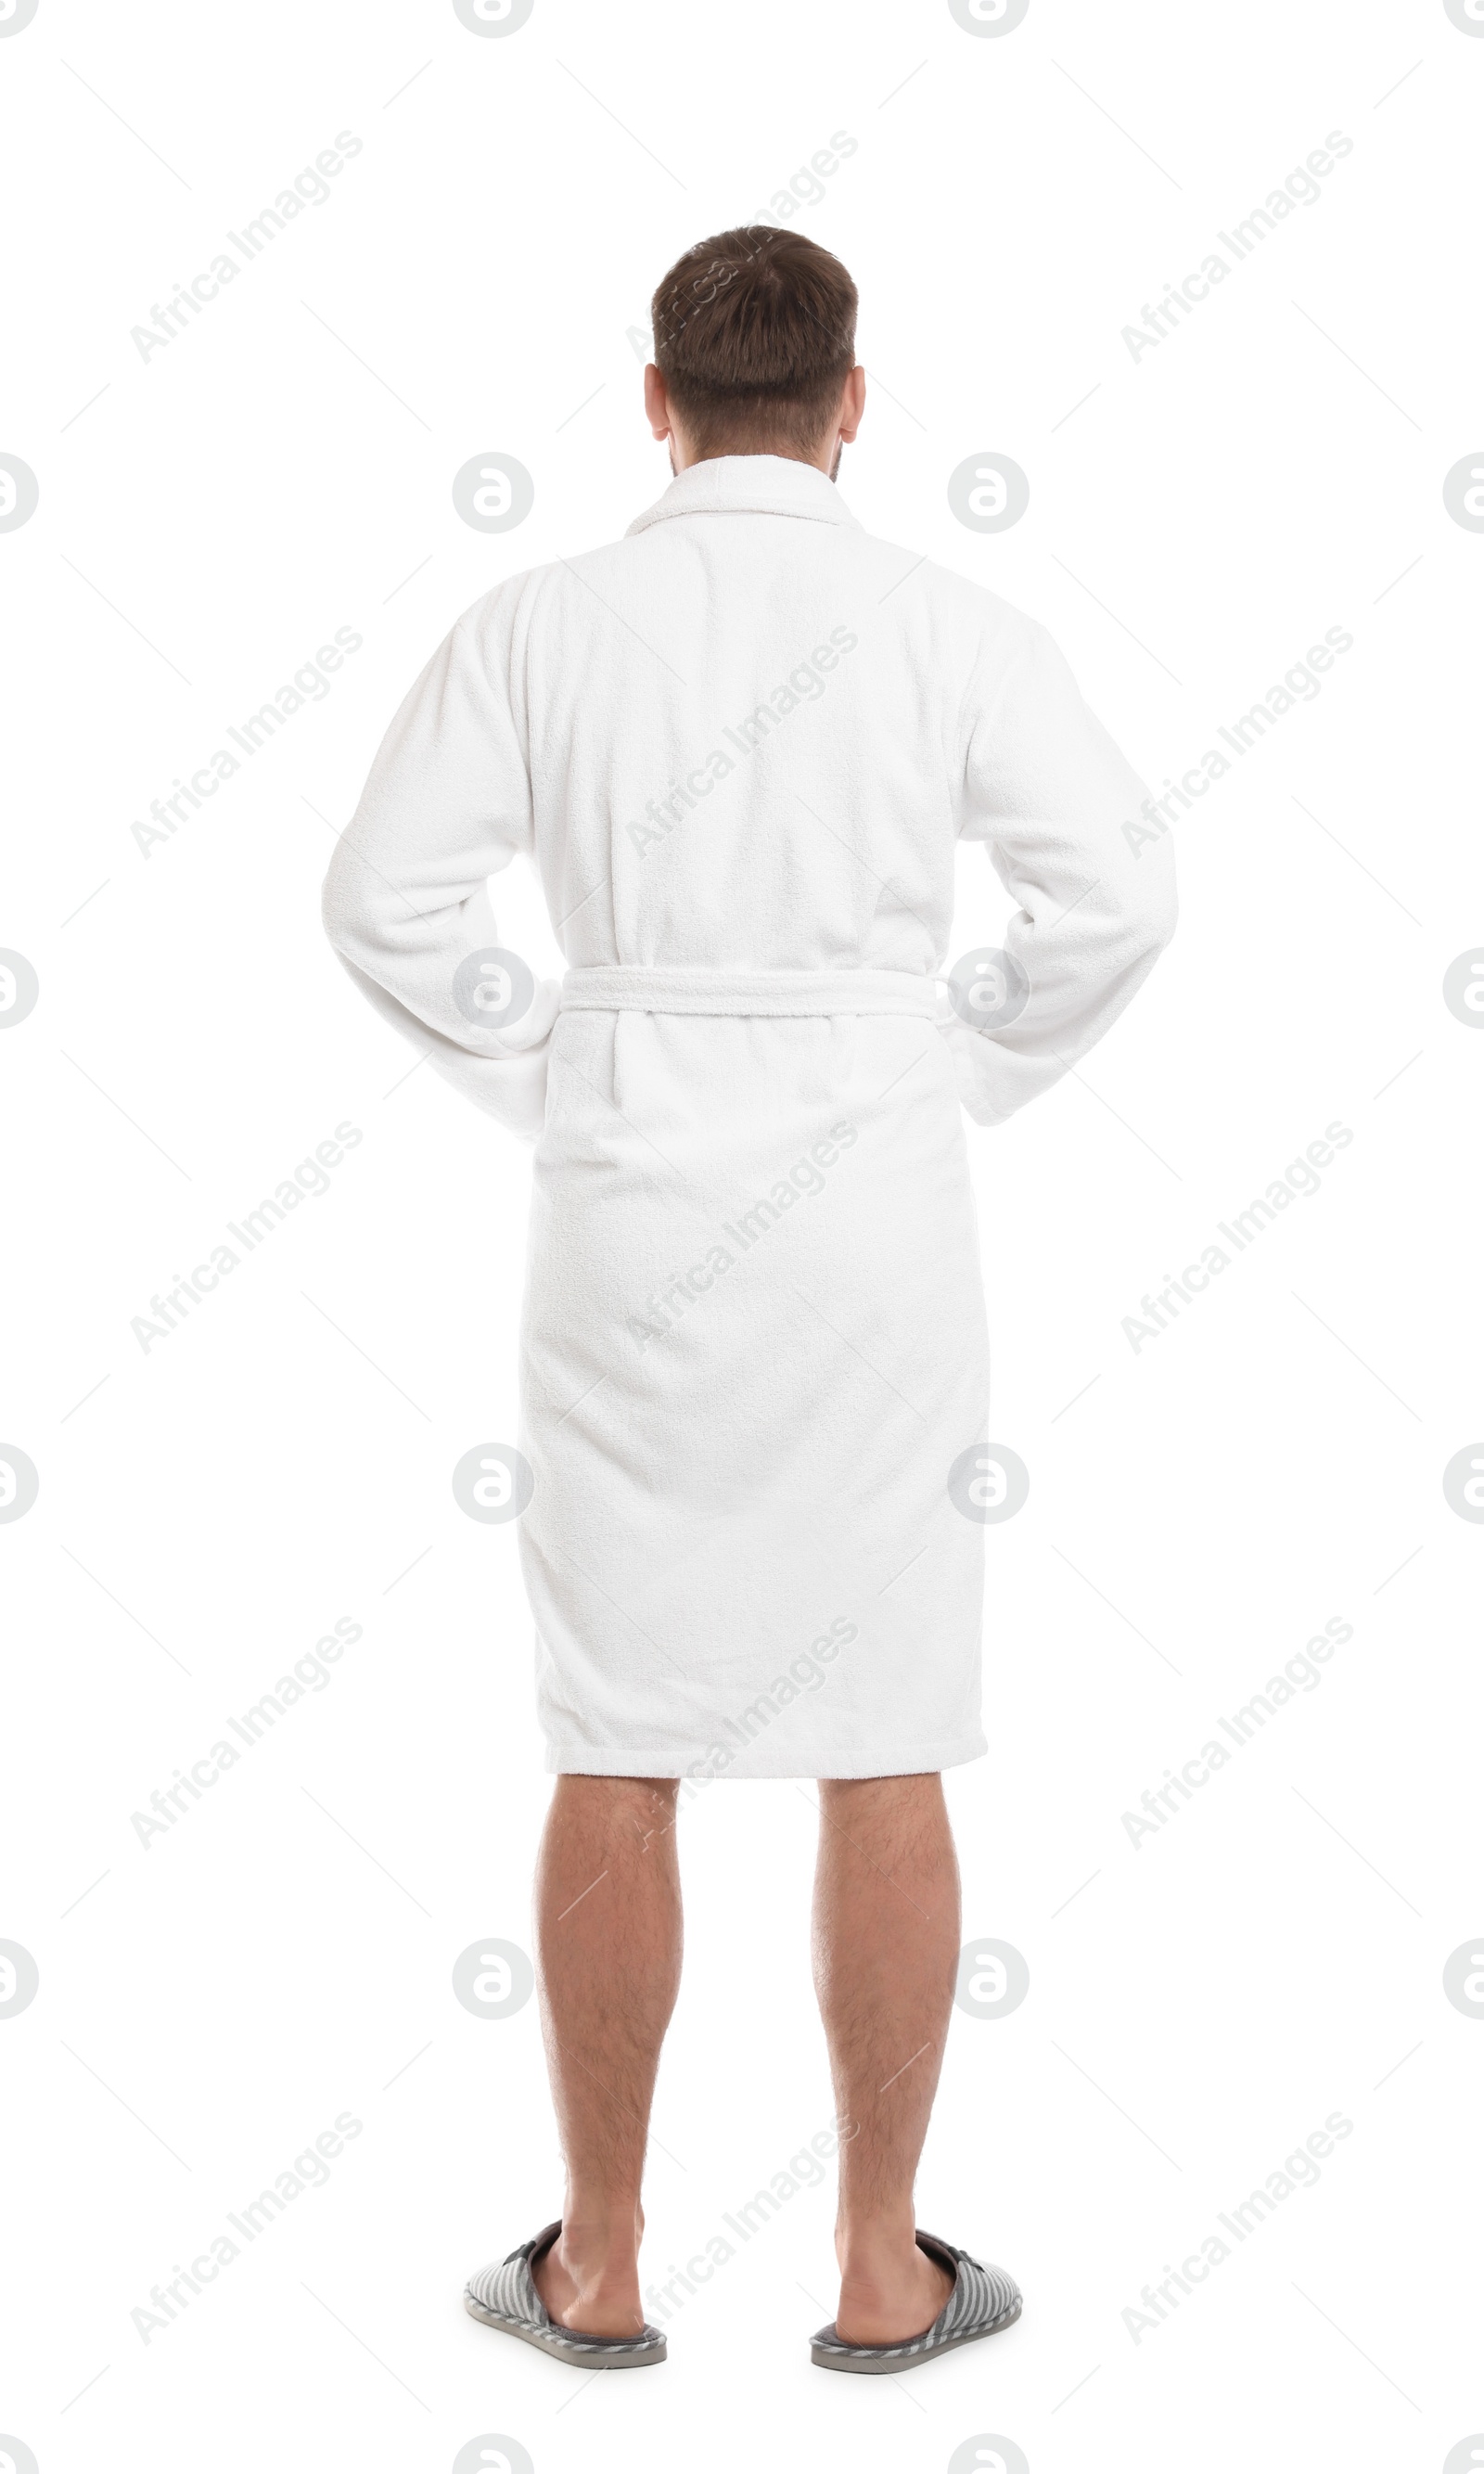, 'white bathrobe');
323,455,1175,1779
